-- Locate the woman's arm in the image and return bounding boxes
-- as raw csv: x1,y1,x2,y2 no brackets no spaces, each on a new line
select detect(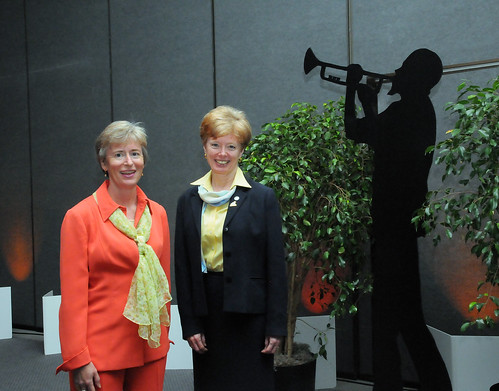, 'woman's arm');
174,195,205,340
57,209,93,373
263,189,287,337
159,205,171,315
